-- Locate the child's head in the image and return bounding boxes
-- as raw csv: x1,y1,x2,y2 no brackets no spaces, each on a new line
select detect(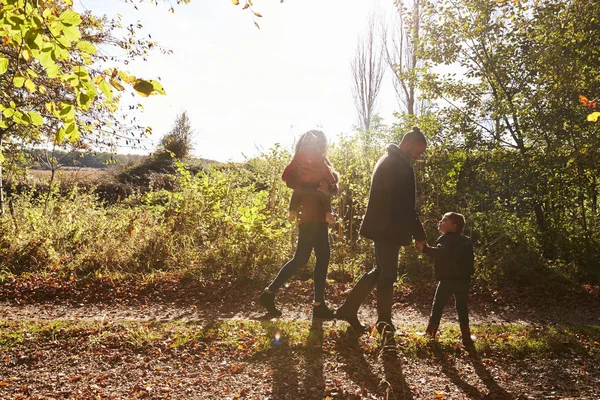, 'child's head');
438,212,465,234
296,130,328,155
